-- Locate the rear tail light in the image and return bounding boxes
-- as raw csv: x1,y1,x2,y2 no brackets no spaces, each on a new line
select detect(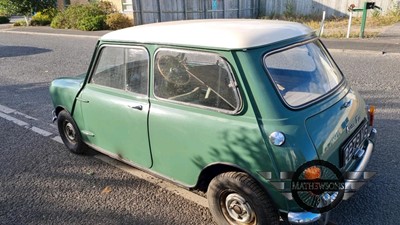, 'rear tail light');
304,166,321,180
367,105,375,126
